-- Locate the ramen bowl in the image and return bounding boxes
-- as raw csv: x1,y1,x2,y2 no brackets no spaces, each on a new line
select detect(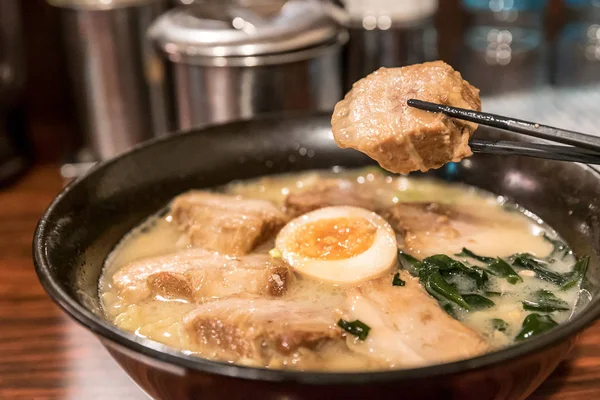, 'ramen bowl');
33,113,600,400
